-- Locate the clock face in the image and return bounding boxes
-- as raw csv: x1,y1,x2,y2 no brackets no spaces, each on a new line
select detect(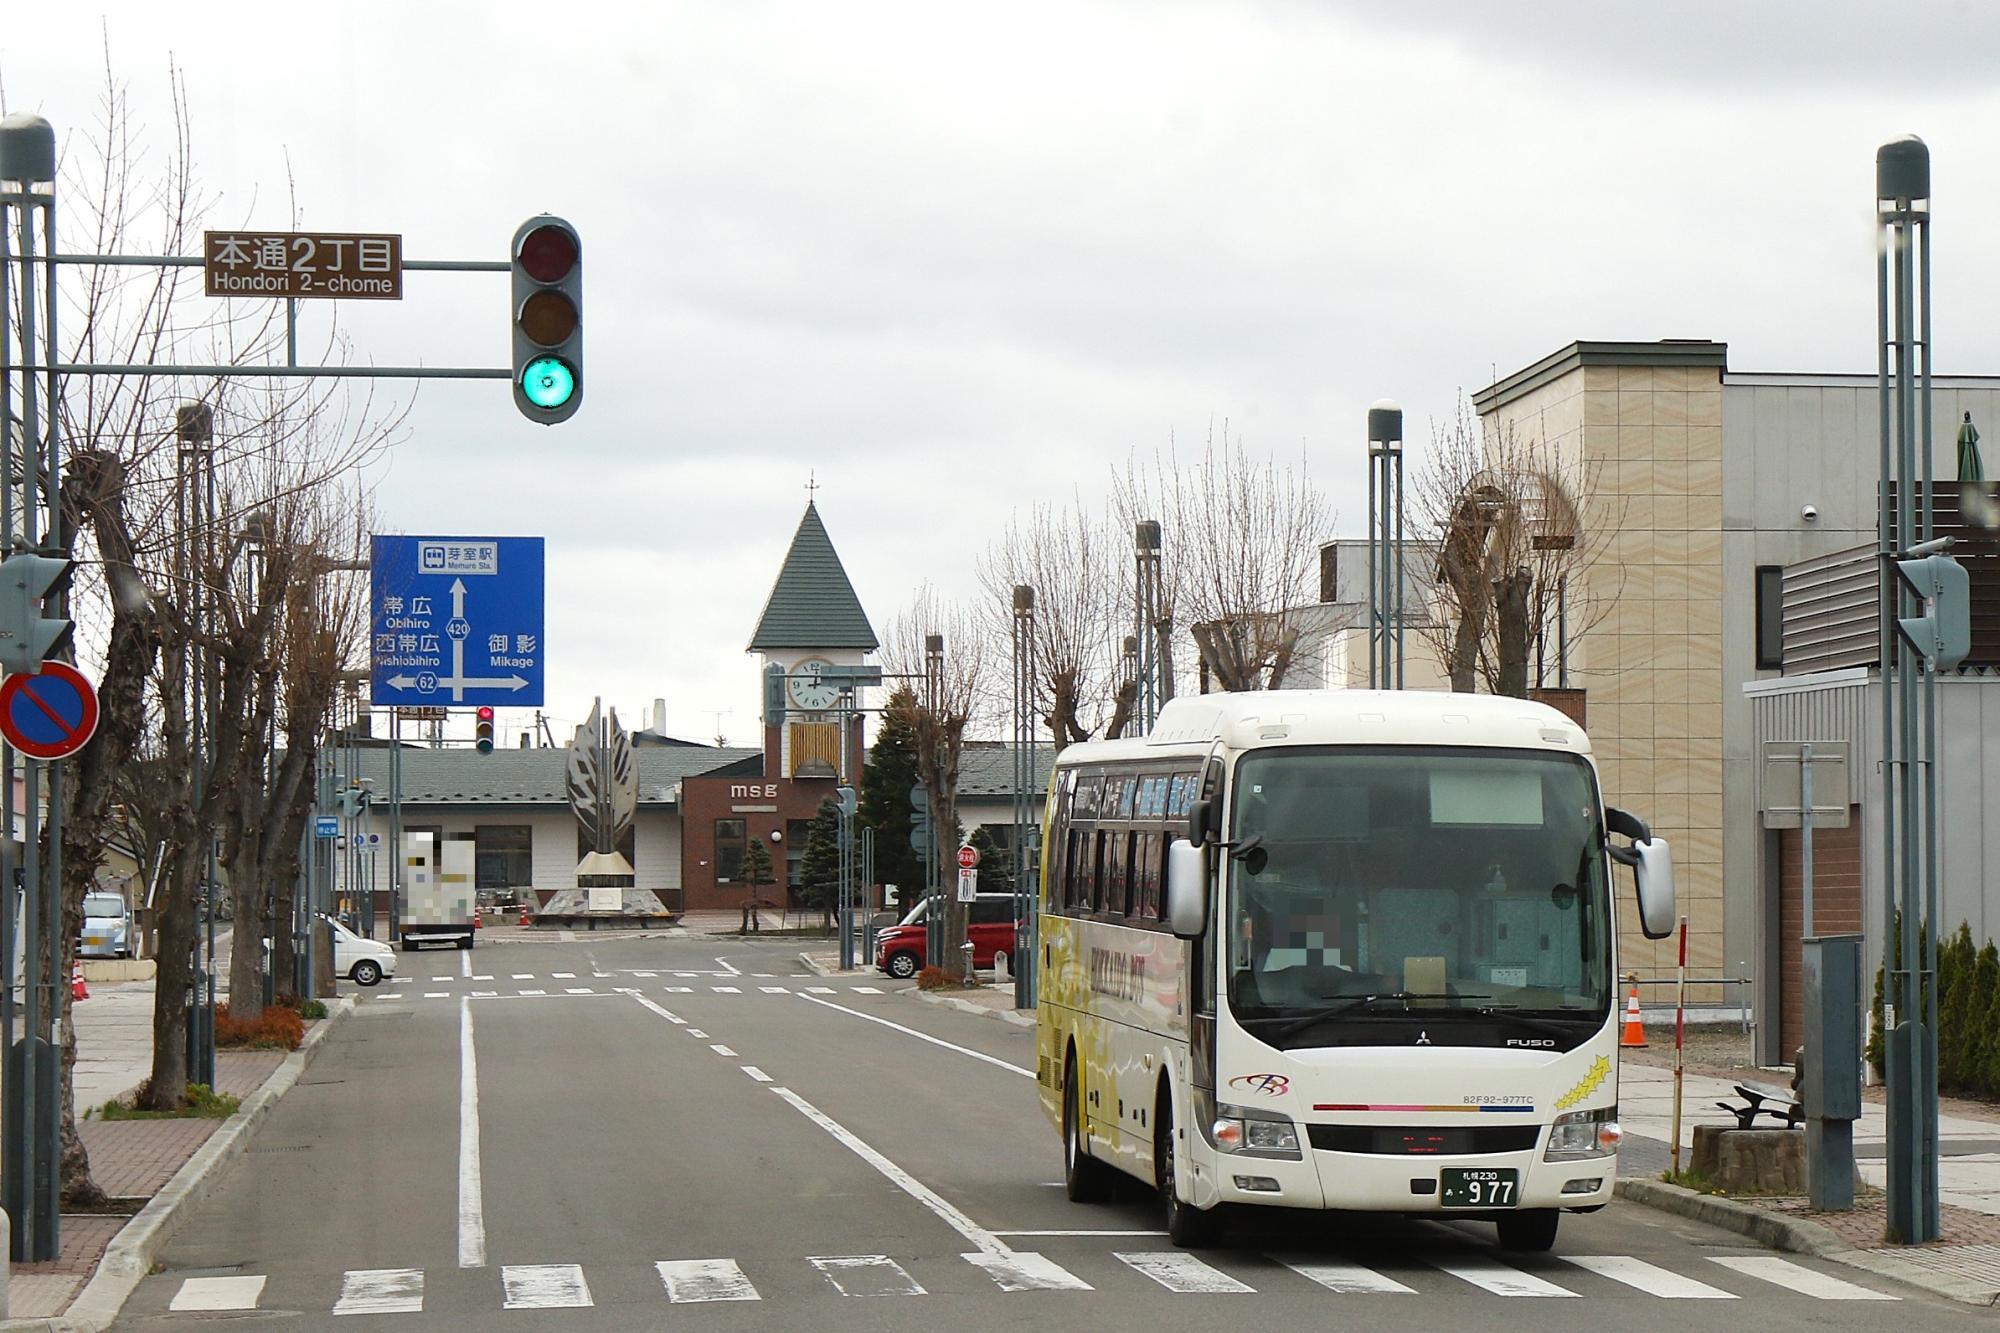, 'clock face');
788,658,843,711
